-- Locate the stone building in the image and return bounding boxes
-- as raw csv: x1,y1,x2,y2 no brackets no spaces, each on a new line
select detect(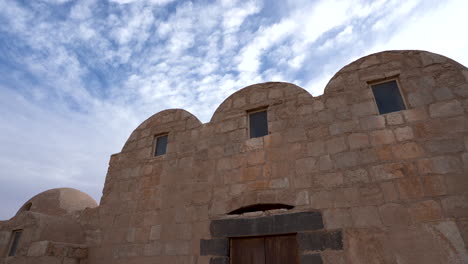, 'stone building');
1,50,468,264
